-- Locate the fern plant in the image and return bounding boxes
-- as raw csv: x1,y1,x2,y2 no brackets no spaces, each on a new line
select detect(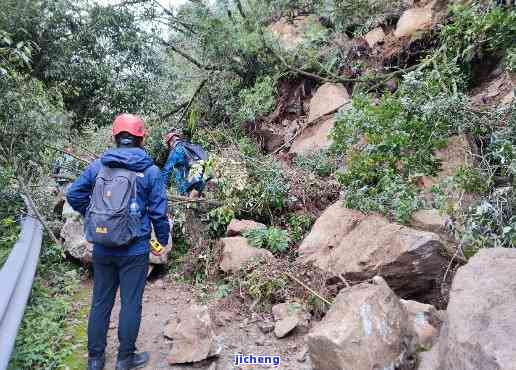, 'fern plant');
243,227,289,253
